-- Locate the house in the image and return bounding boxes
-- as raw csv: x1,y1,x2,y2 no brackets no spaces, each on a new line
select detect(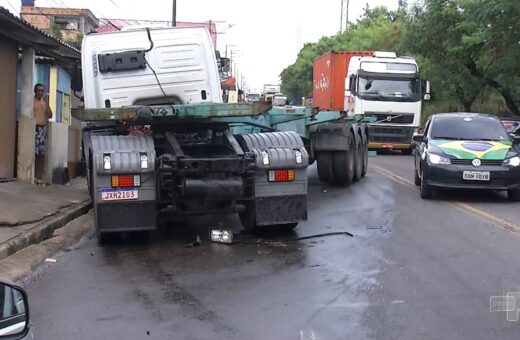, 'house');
20,1,98,46
0,6,80,184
